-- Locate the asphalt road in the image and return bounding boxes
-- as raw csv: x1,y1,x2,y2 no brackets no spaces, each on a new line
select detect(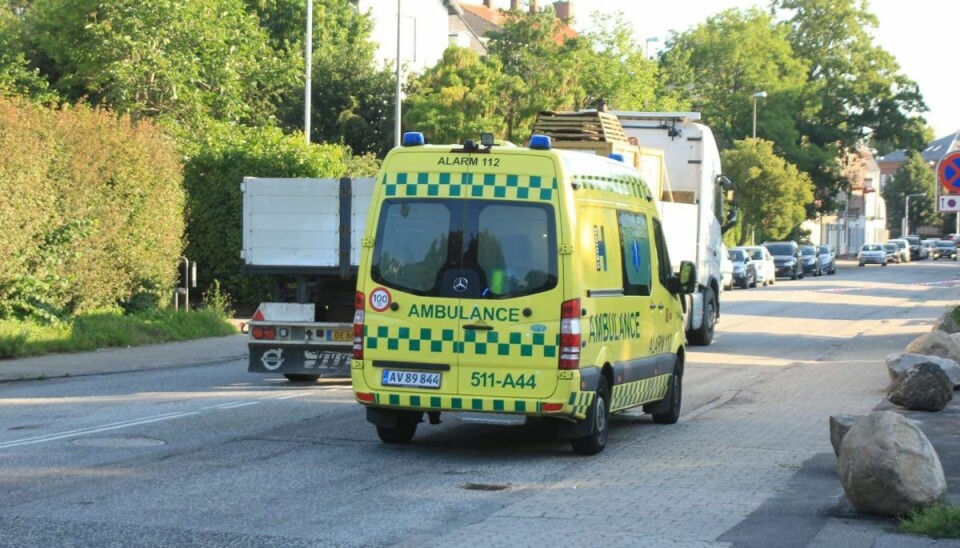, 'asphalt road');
1,258,958,547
